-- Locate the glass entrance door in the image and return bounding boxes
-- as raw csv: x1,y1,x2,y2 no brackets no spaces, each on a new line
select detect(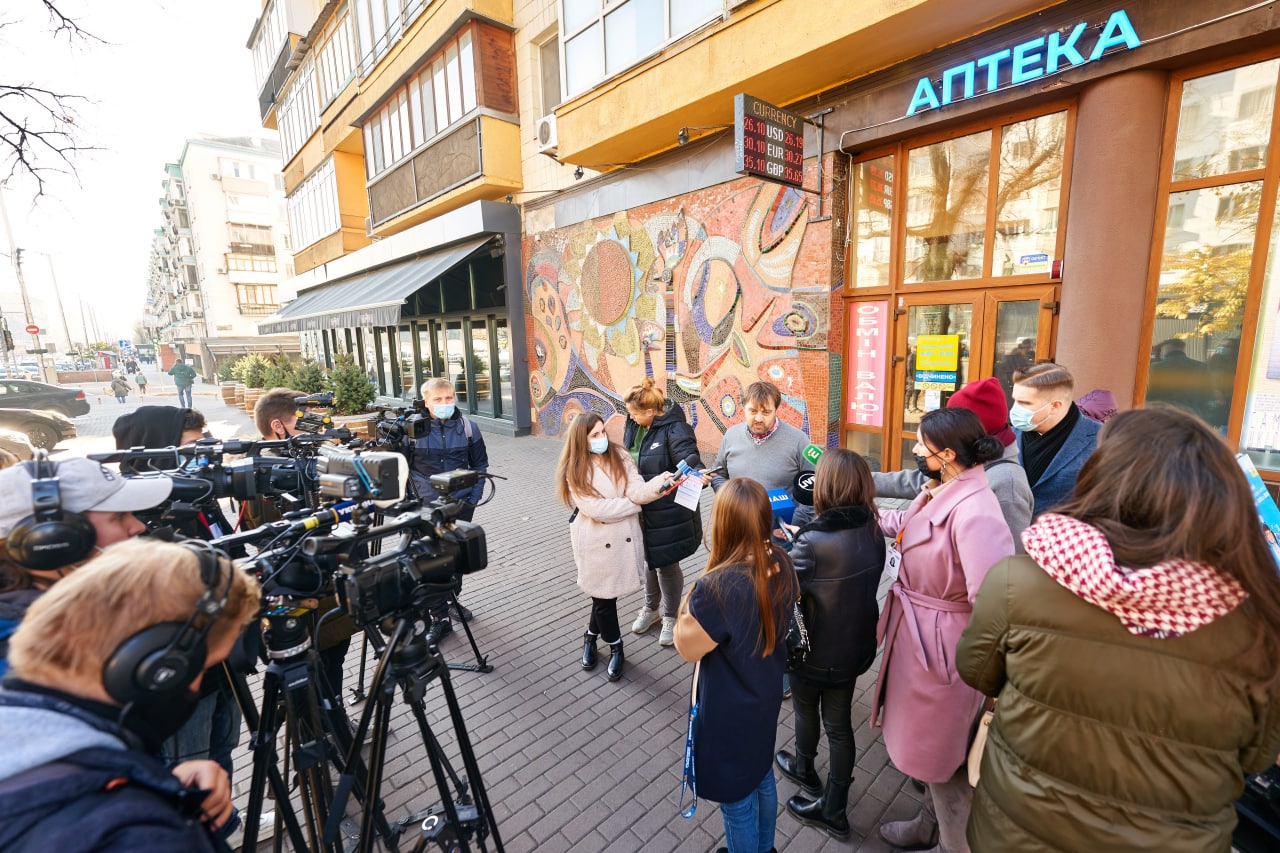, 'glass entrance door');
888,285,1057,470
